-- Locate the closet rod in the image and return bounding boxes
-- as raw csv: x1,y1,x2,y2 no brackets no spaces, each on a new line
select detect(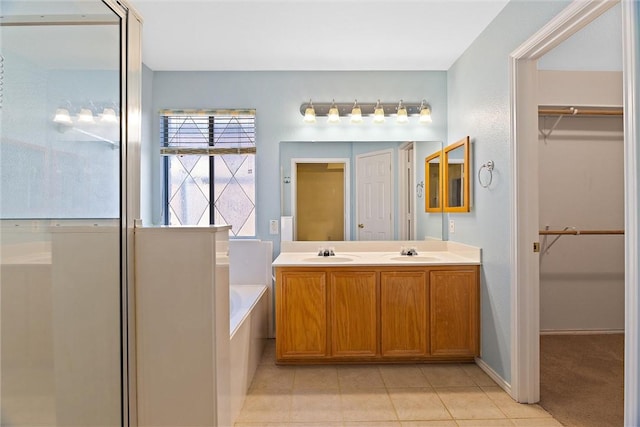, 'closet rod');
538,107,623,117
539,229,624,235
